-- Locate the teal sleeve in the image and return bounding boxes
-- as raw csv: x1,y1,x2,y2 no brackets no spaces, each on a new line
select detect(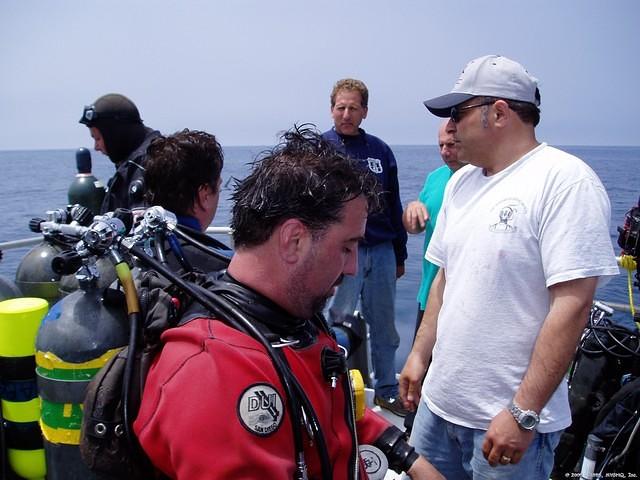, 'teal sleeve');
416,166,452,309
